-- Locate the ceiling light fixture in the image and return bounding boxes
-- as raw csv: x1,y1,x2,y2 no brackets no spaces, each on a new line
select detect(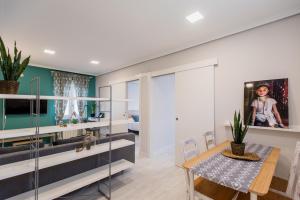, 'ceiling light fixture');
90,60,100,65
186,11,204,23
44,49,56,55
